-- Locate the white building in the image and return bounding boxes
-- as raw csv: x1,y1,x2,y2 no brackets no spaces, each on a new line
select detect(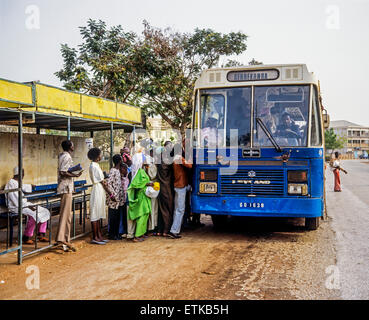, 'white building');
146,117,180,145
330,120,369,155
